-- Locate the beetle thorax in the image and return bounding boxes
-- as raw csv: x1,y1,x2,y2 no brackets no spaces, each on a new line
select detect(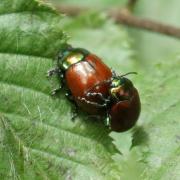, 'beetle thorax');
110,78,132,101
61,52,84,70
